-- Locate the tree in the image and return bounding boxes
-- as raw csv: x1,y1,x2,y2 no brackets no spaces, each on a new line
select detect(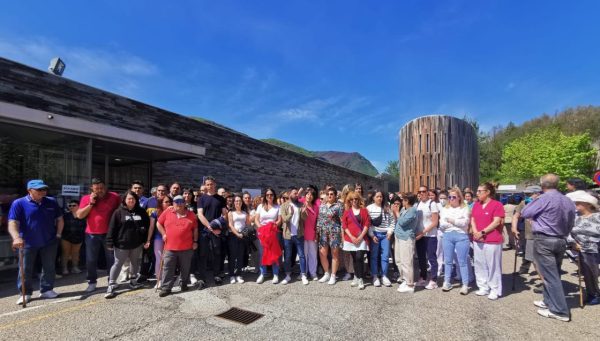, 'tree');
499,127,597,186
384,160,400,179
